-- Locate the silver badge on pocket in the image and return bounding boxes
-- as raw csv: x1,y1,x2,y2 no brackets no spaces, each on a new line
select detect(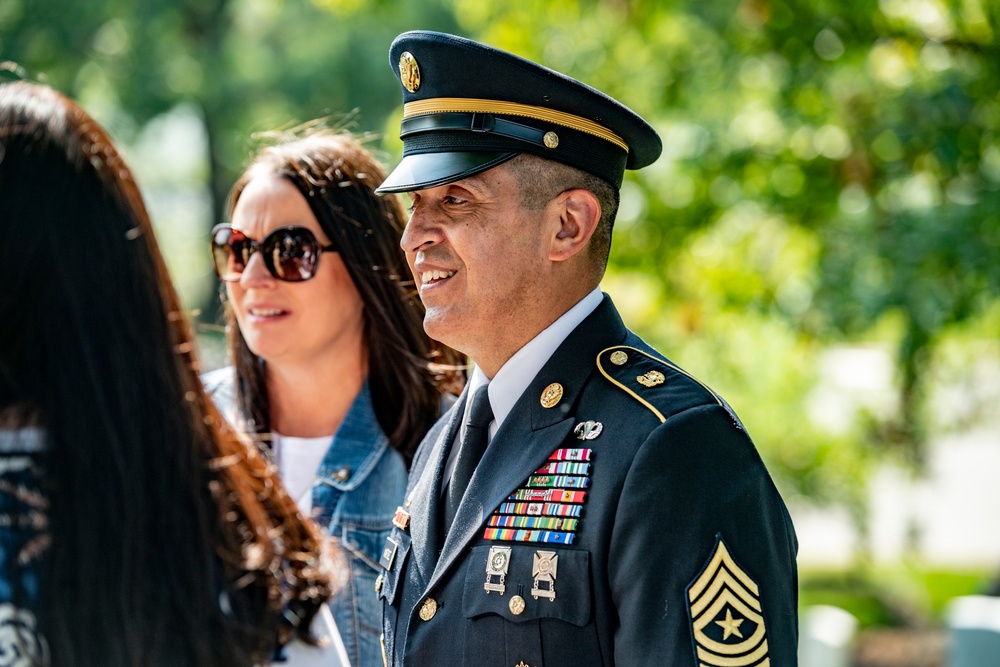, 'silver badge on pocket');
484,545,511,595
531,550,559,601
